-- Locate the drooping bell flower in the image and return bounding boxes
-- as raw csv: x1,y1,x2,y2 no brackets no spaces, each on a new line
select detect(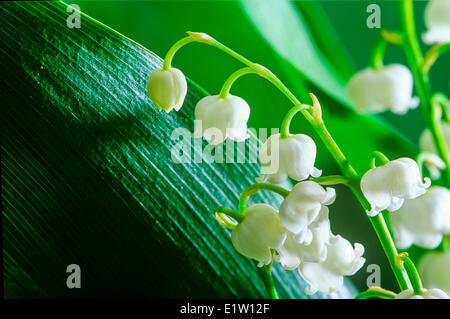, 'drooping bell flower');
360,157,431,216
276,206,332,270
419,250,450,296
422,0,450,44
347,64,418,114
257,133,322,184
193,94,250,145
298,235,365,295
231,204,286,266
147,67,187,112
278,181,335,244
389,186,450,249
395,288,449,299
